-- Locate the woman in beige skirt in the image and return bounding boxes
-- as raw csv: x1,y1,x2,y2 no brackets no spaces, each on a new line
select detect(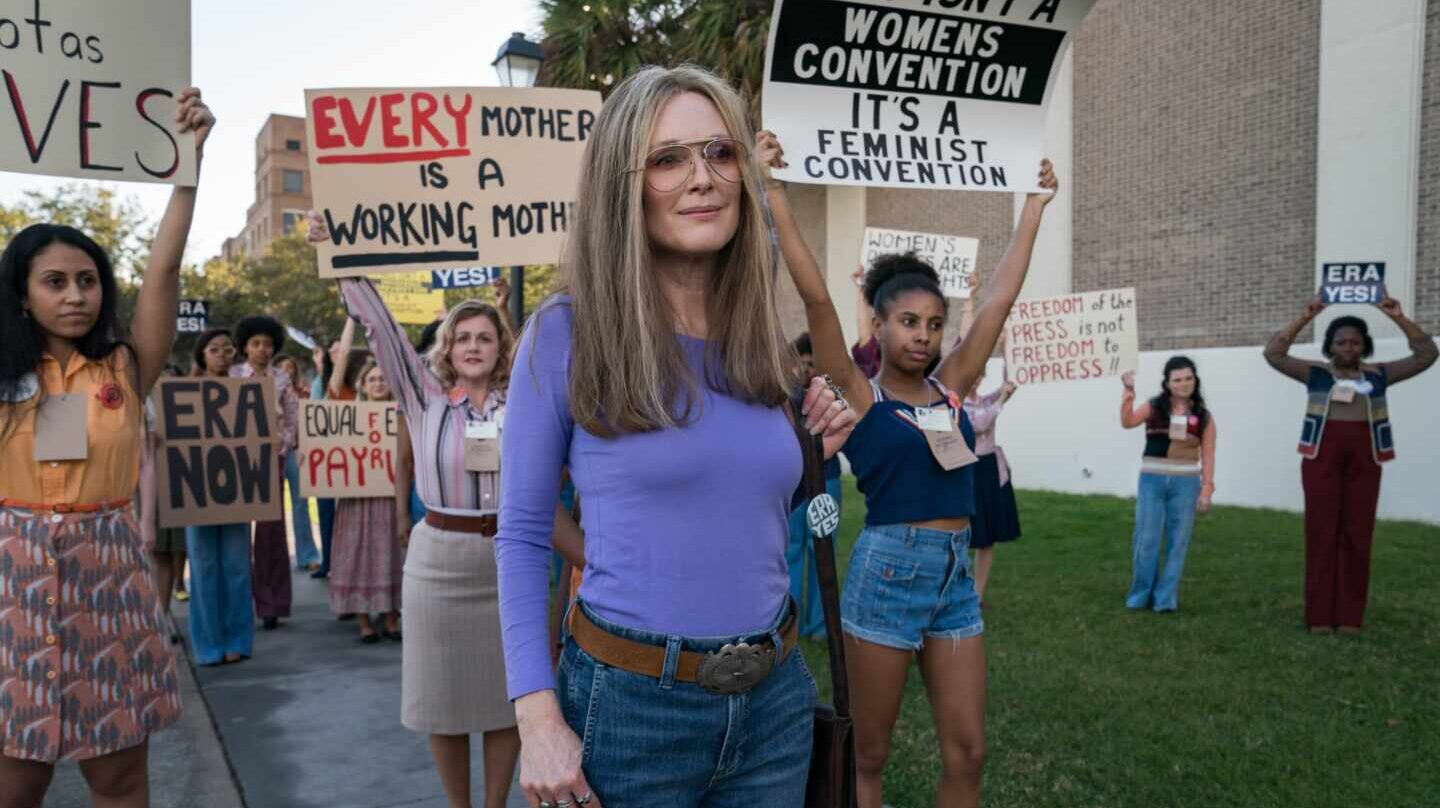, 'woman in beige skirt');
308,212,583,808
